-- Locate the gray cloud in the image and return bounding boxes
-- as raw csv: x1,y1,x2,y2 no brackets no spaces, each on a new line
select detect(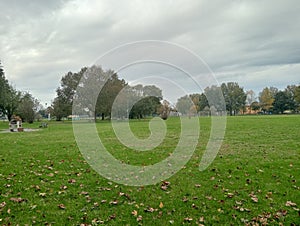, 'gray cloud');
0,0,299,105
